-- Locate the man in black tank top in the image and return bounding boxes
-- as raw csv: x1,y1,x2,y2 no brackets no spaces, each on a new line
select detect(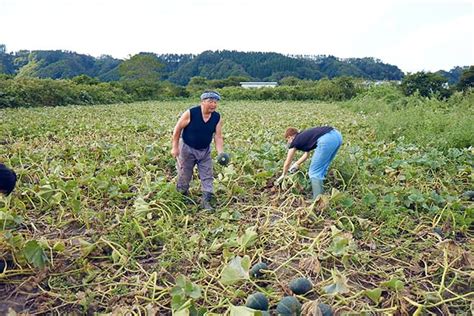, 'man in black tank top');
171,91,225,210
